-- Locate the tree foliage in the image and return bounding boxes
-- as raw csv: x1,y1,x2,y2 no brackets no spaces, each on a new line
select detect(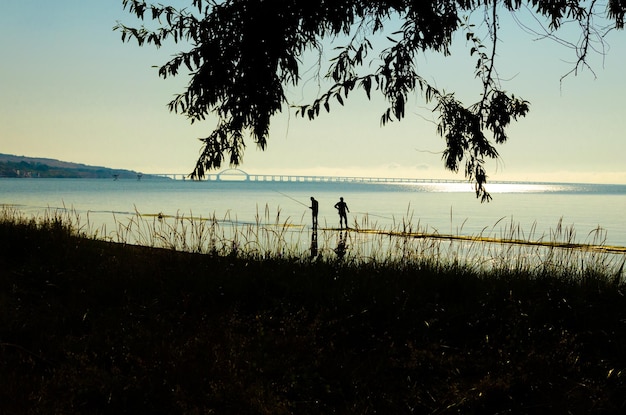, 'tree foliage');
115,0,625,201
